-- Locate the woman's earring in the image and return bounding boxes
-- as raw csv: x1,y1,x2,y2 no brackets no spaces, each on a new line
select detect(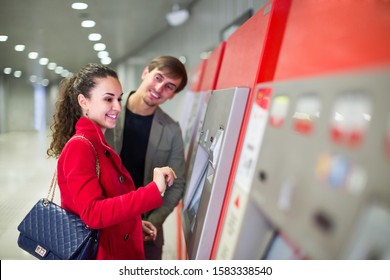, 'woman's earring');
85,111,89,117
